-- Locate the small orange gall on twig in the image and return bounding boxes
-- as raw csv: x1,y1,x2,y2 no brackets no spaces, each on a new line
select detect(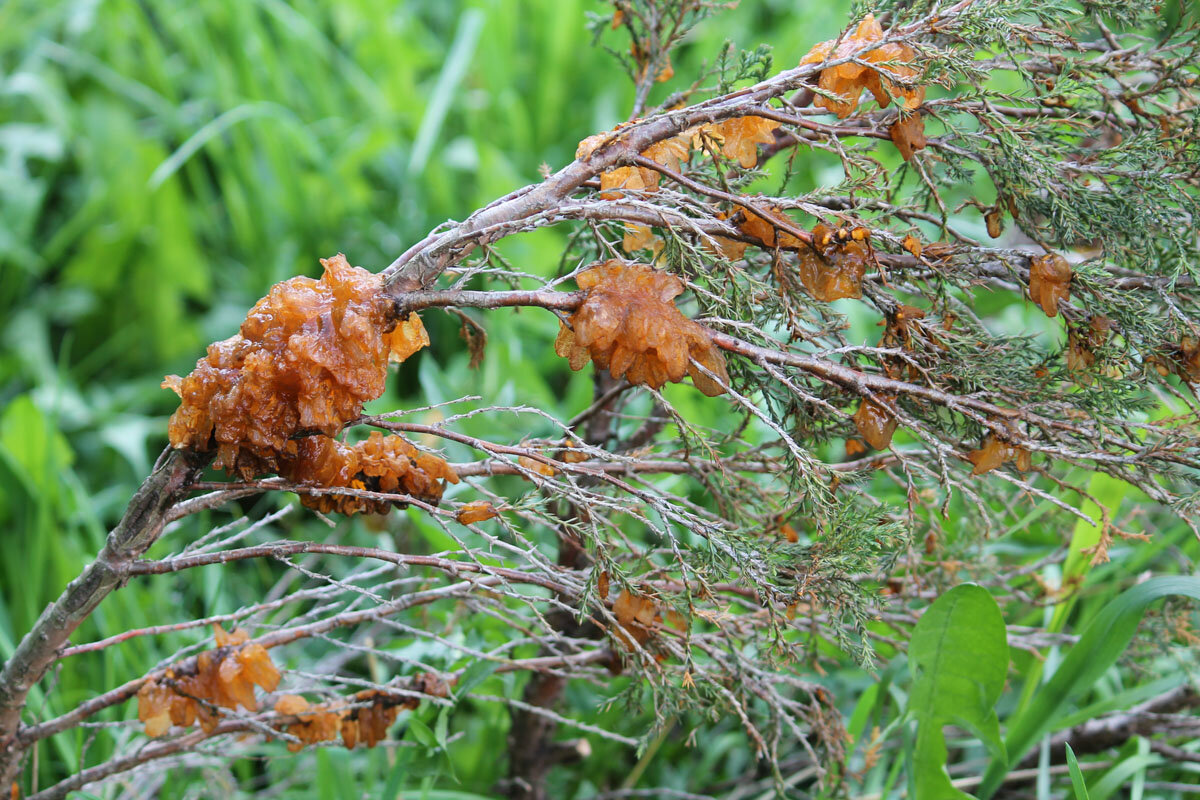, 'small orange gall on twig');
555,260,729,396
517,454,557,477
456,500,499,525
853,396,898,450
1028,253,1071,317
